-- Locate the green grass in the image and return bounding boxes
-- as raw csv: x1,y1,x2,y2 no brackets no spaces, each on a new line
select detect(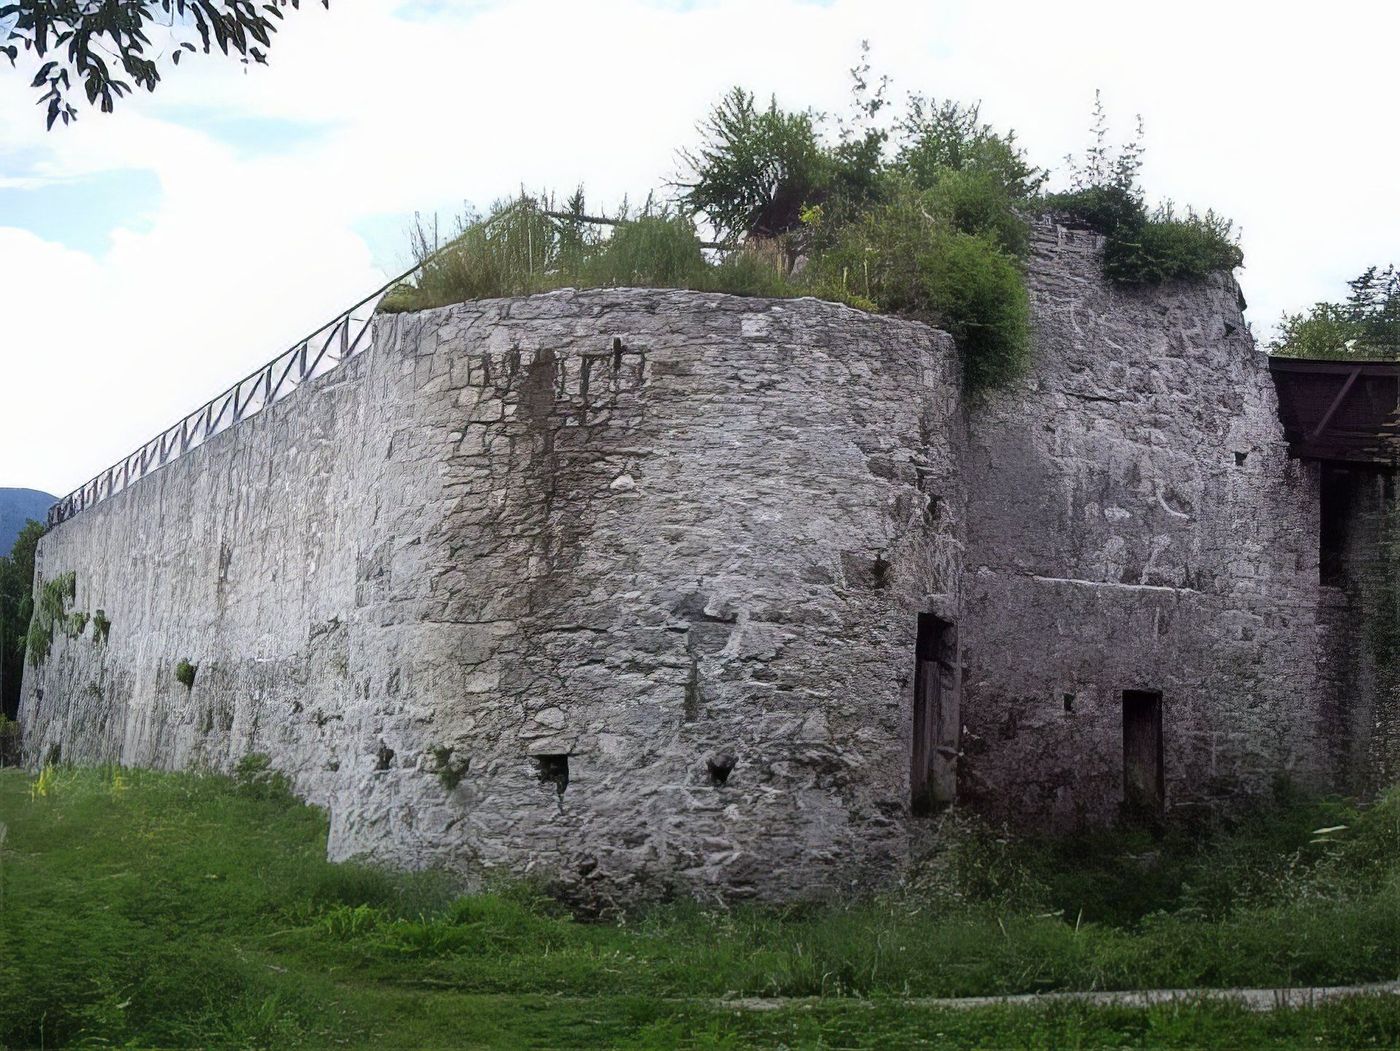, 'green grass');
1,766,1398,1048
174,658,198,691
384,191,1031,396
377,199,794,317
